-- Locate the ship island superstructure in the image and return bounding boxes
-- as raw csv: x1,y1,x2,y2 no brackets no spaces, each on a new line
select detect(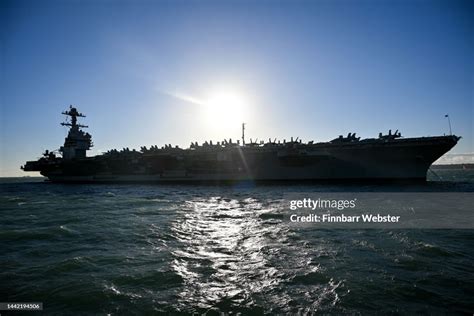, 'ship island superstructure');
22,106,461,183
